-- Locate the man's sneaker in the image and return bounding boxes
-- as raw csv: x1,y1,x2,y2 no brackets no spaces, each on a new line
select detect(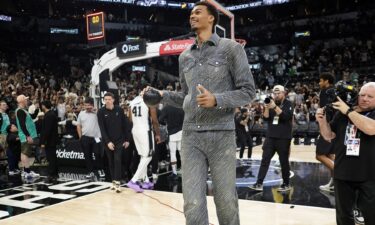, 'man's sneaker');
141,182,154,190
319,178,334,192
114,181,121,193
126,181,144,193
22,171,40,179
98,170,105,178
353,208,365,225
9,170,21,176
110,181,116,191
249,183,263,191
168,173,179,181
85,172,95,179
29,171,40,178
277,183,291,192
